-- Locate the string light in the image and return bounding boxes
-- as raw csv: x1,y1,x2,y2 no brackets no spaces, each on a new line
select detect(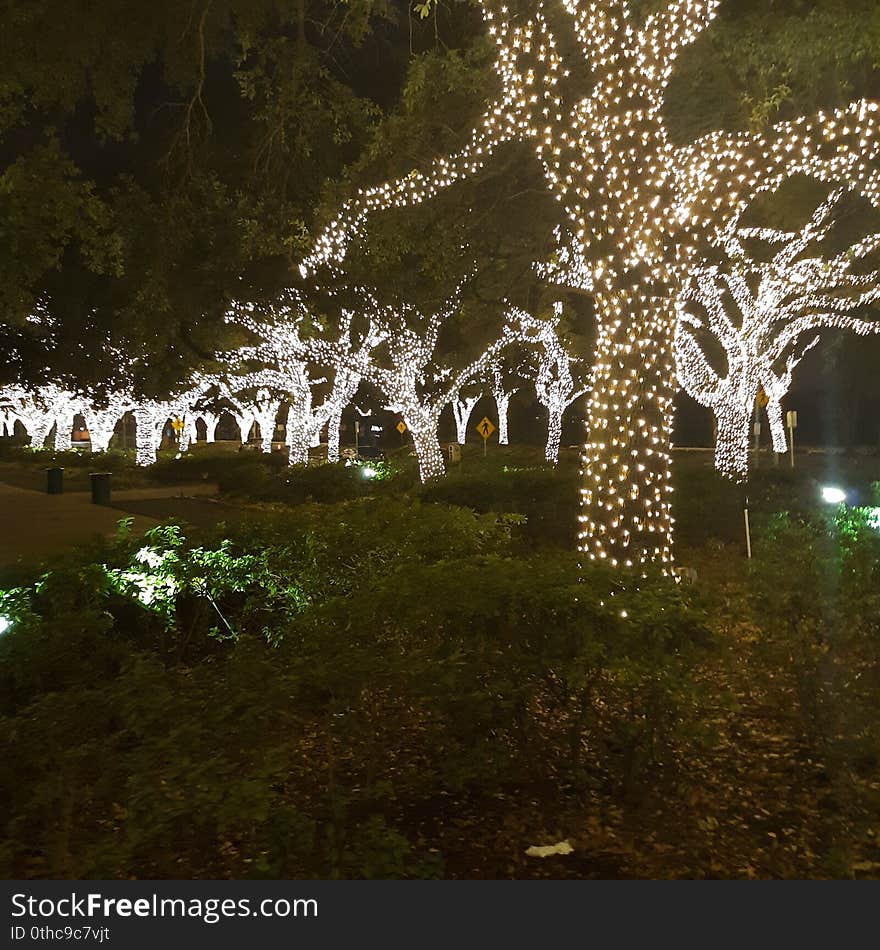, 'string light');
450,390,482,445
676,182,880,481
301,284,518,482
509,303,590,463
300,0,880,569
488,359,519,445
